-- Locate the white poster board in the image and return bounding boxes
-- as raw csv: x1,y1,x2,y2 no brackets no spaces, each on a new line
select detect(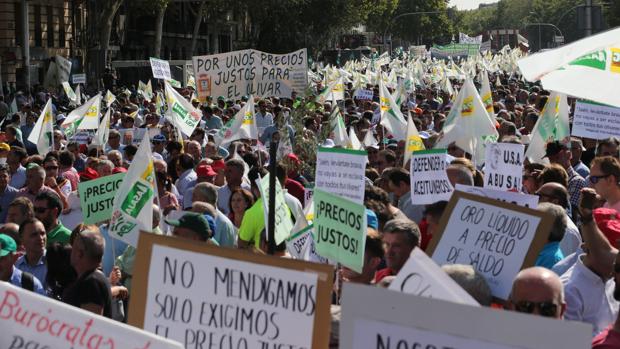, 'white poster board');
72,73,86,84
572,100,620,140
426,191,551,300
484,142,524,191
353,89,373,100
389,248,479,306
0,282,183,349
315,147,367,204
340,283,591,349
455,184,539,208
150,57,172,80
192,48,308,100
410,149,454,205
129,233,333,349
